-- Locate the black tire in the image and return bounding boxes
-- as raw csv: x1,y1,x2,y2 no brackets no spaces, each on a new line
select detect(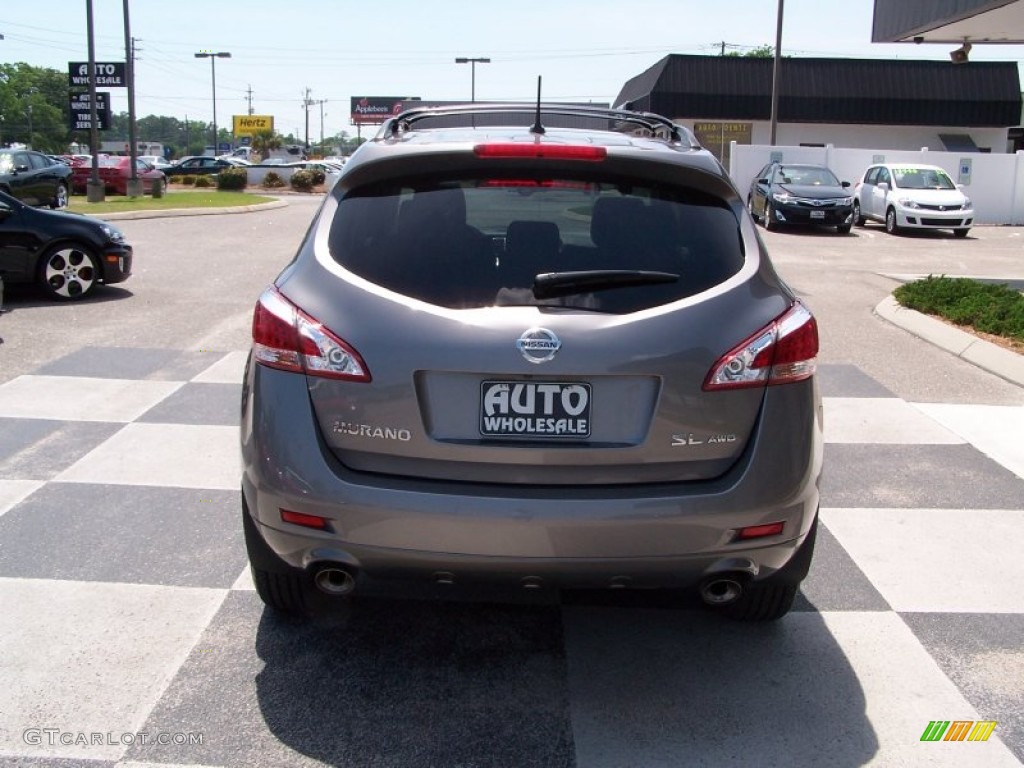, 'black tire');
852,200,865,227
49,181,69,210
836,223,852,235
722,513,818,622
242,497,312,616
38,243,100,300
953,228,970,238
884,207,901,235
747,196,760,223
764,202,778,231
